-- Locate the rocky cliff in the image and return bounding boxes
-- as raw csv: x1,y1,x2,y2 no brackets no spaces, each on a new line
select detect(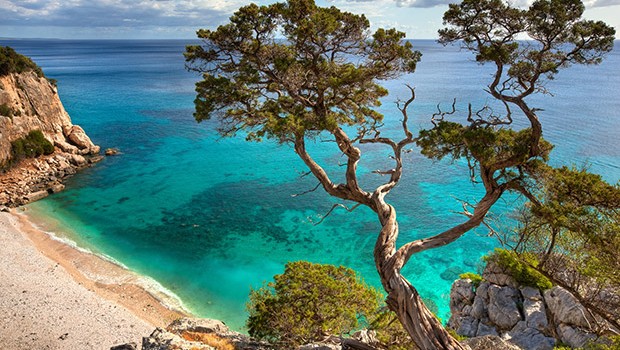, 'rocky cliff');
449,261,618,350
0,68,101,207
